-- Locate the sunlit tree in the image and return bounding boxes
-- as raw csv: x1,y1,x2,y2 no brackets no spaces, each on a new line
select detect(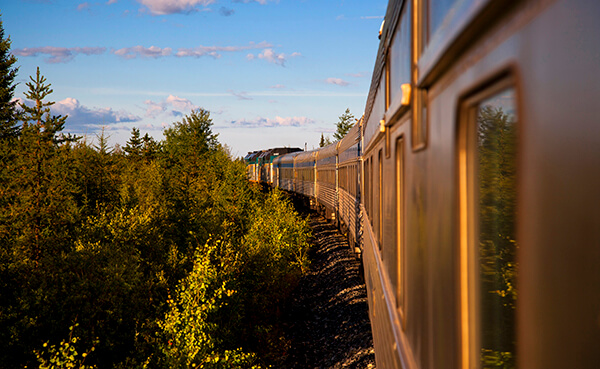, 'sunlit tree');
333,108,355,141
